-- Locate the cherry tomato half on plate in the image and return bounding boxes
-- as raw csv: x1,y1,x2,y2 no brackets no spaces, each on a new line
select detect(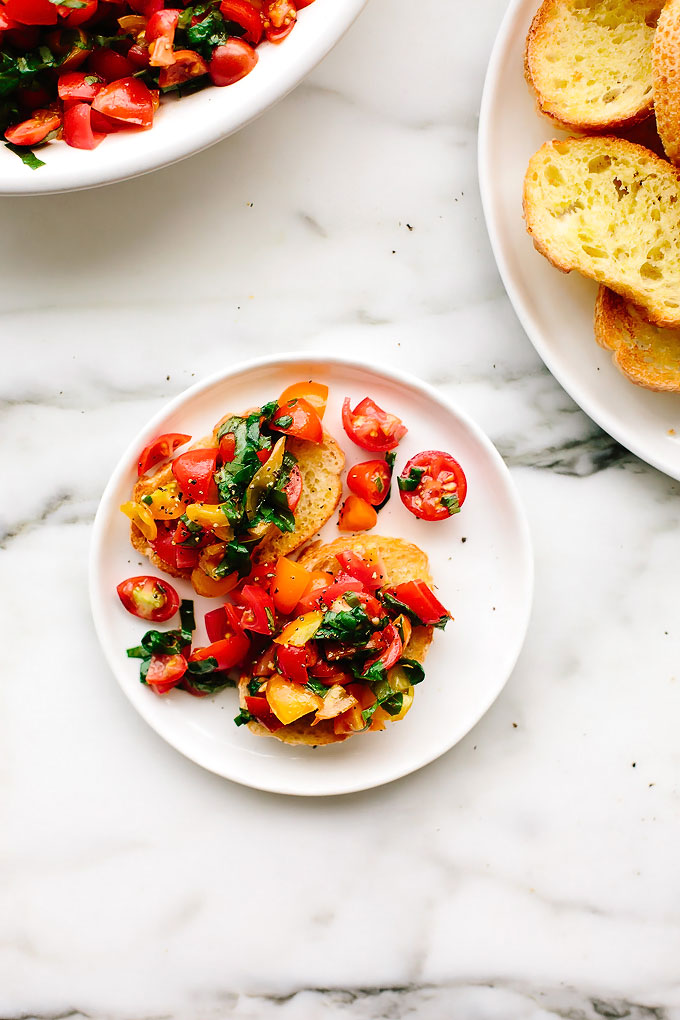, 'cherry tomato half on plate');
346,460,392,506
342,397,407,453
116,575,180,622
398,450,467,522
138,433,192,476
146,652,187,694
270,398,323,444
338,494,377,532
4,107,61,145
209,39,258,86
